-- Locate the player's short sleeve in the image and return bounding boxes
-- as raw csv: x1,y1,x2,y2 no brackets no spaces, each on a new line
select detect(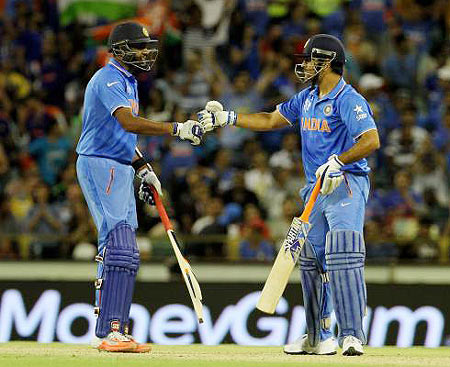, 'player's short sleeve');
338,92,377,139
276,90,307,126
96,77,131,116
